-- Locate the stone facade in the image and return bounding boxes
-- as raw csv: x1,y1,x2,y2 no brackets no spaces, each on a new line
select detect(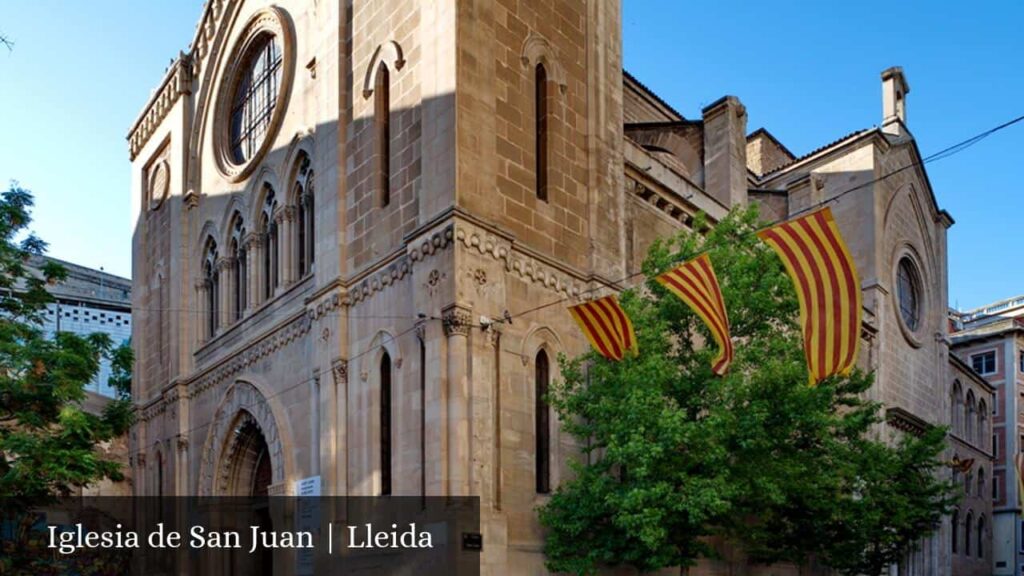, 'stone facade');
951,306,1024,576
129,1,972,574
